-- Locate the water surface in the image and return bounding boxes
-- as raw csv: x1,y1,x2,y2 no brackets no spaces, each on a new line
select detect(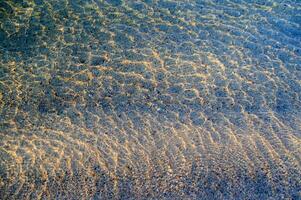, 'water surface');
0,0,301,199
